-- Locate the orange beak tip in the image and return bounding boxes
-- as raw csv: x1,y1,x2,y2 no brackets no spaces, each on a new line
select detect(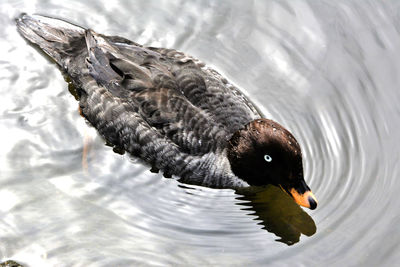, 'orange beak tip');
290,188,318,210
